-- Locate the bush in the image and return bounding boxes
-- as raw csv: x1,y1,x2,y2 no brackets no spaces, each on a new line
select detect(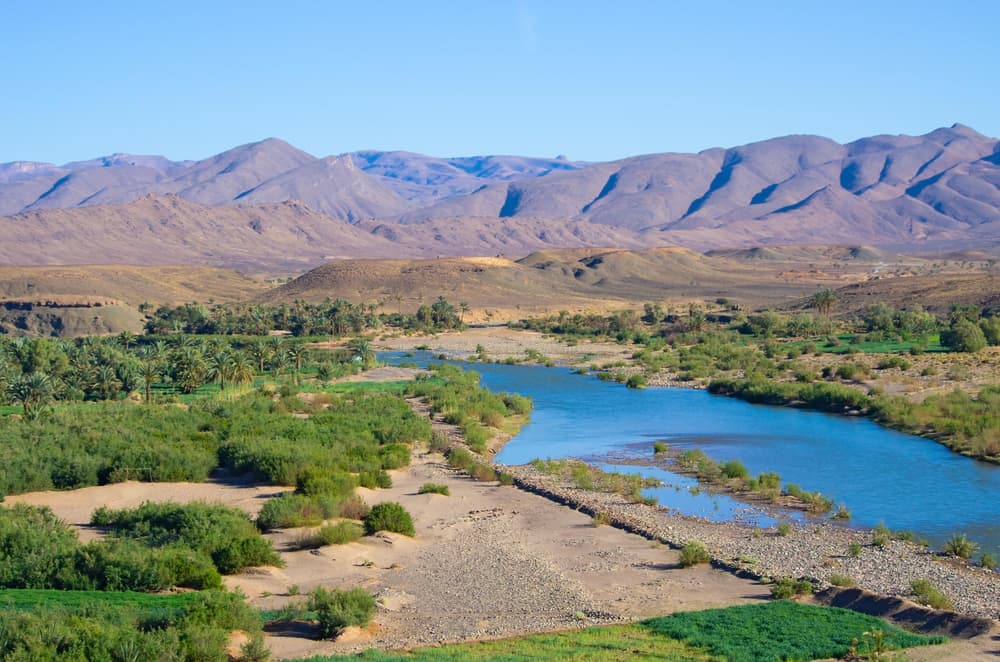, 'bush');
910,579,953,610
591,511,612,527
358,470,392,489
776,522,792,537
847,542,862,558
942,533,978,559
417,482,450,496
626,373,648,389
469,462,498,482
872,522,891,548
318,521,364,546
980,553,996,570
720,460,749,479
364,502,415,537
941,320,987,353
257,494,327,530
309,587,376,639
338,495,370,521
827,573,855,587
770,577,813,599
652,441,669,455
679,541,711,567
92,501,282,574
